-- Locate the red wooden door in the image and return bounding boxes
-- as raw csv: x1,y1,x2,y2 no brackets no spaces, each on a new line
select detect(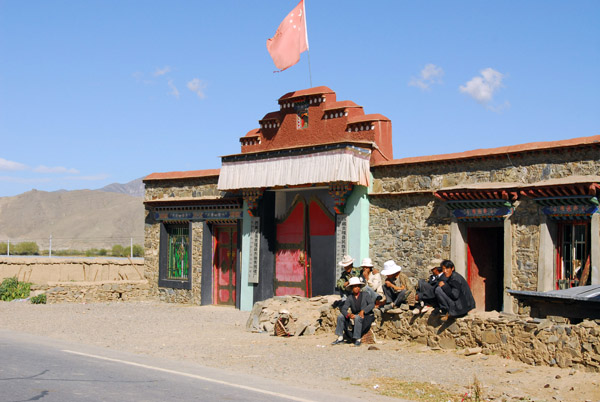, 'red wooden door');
214,225,237,305
308,198,336,296
467,227,503,311
275,198,309,296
